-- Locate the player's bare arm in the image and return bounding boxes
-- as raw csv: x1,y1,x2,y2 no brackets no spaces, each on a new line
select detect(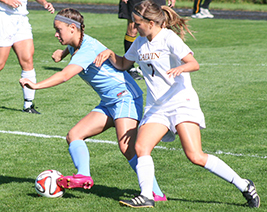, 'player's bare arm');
20,64,83,90
0,0,22,8
166,53,199,78
52,47,70,63
35,0,55,14
94,49,134,71
168,0,176,7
